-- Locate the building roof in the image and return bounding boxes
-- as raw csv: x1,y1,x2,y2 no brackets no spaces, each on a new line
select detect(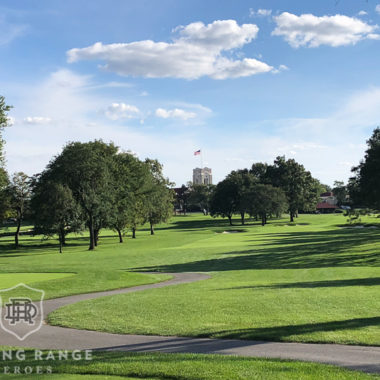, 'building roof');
316,202,338,209
320,192,334,197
